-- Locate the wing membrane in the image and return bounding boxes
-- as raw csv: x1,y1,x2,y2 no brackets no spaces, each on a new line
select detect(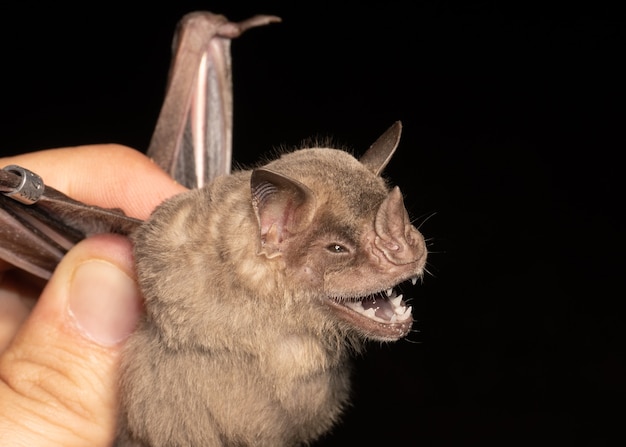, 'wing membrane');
0,11,279,278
